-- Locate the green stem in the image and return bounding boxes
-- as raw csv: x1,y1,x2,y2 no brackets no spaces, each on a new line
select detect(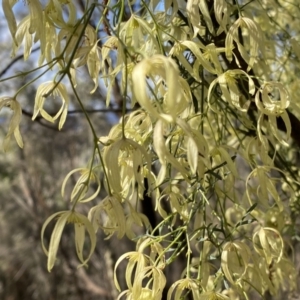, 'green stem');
68,74,112,196
121,51,128,138
13,61,57,98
